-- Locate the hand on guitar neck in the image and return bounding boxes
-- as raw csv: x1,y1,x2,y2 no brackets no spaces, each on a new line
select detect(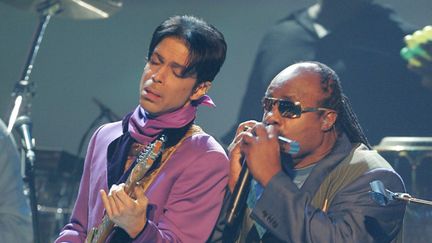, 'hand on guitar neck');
100,183,149,238
86,135,166,243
